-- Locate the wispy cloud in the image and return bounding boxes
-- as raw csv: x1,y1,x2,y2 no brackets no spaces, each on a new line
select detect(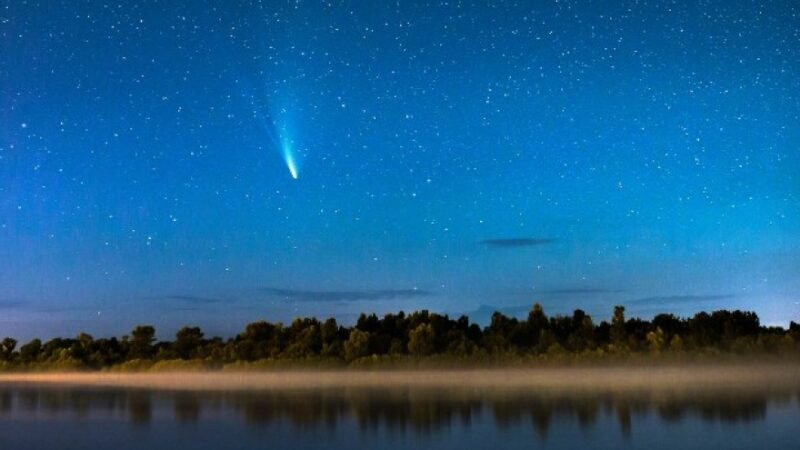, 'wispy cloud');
261,287,432,303
535,288,623,295
164,295,231,304
0,299,24,309
480,238,557,248
627,294,735,306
